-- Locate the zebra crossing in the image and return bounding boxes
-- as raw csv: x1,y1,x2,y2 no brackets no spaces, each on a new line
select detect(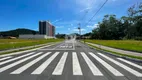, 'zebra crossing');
0,51,142,78
81,52,103,76
52,52,68,75
97,53,142,77
72,52,82,75
0,56,12,61
31,52,59,74
11,52,51,74
89,52,123,76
